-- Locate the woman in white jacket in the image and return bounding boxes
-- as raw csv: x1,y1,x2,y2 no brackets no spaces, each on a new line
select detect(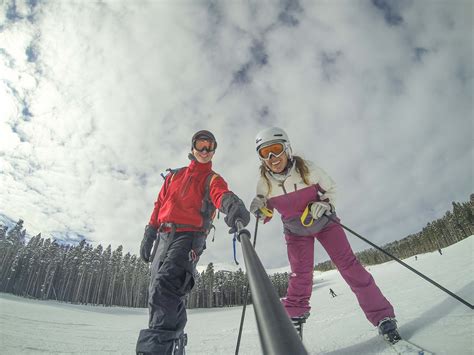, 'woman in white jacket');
250,127,400,343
